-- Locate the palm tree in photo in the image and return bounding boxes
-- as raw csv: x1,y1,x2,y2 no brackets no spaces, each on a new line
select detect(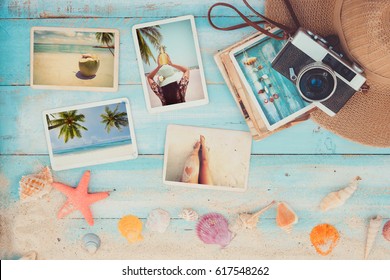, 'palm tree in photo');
136,26,162,65
47,110,88,143
100,105,129,133
95,32,115,56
